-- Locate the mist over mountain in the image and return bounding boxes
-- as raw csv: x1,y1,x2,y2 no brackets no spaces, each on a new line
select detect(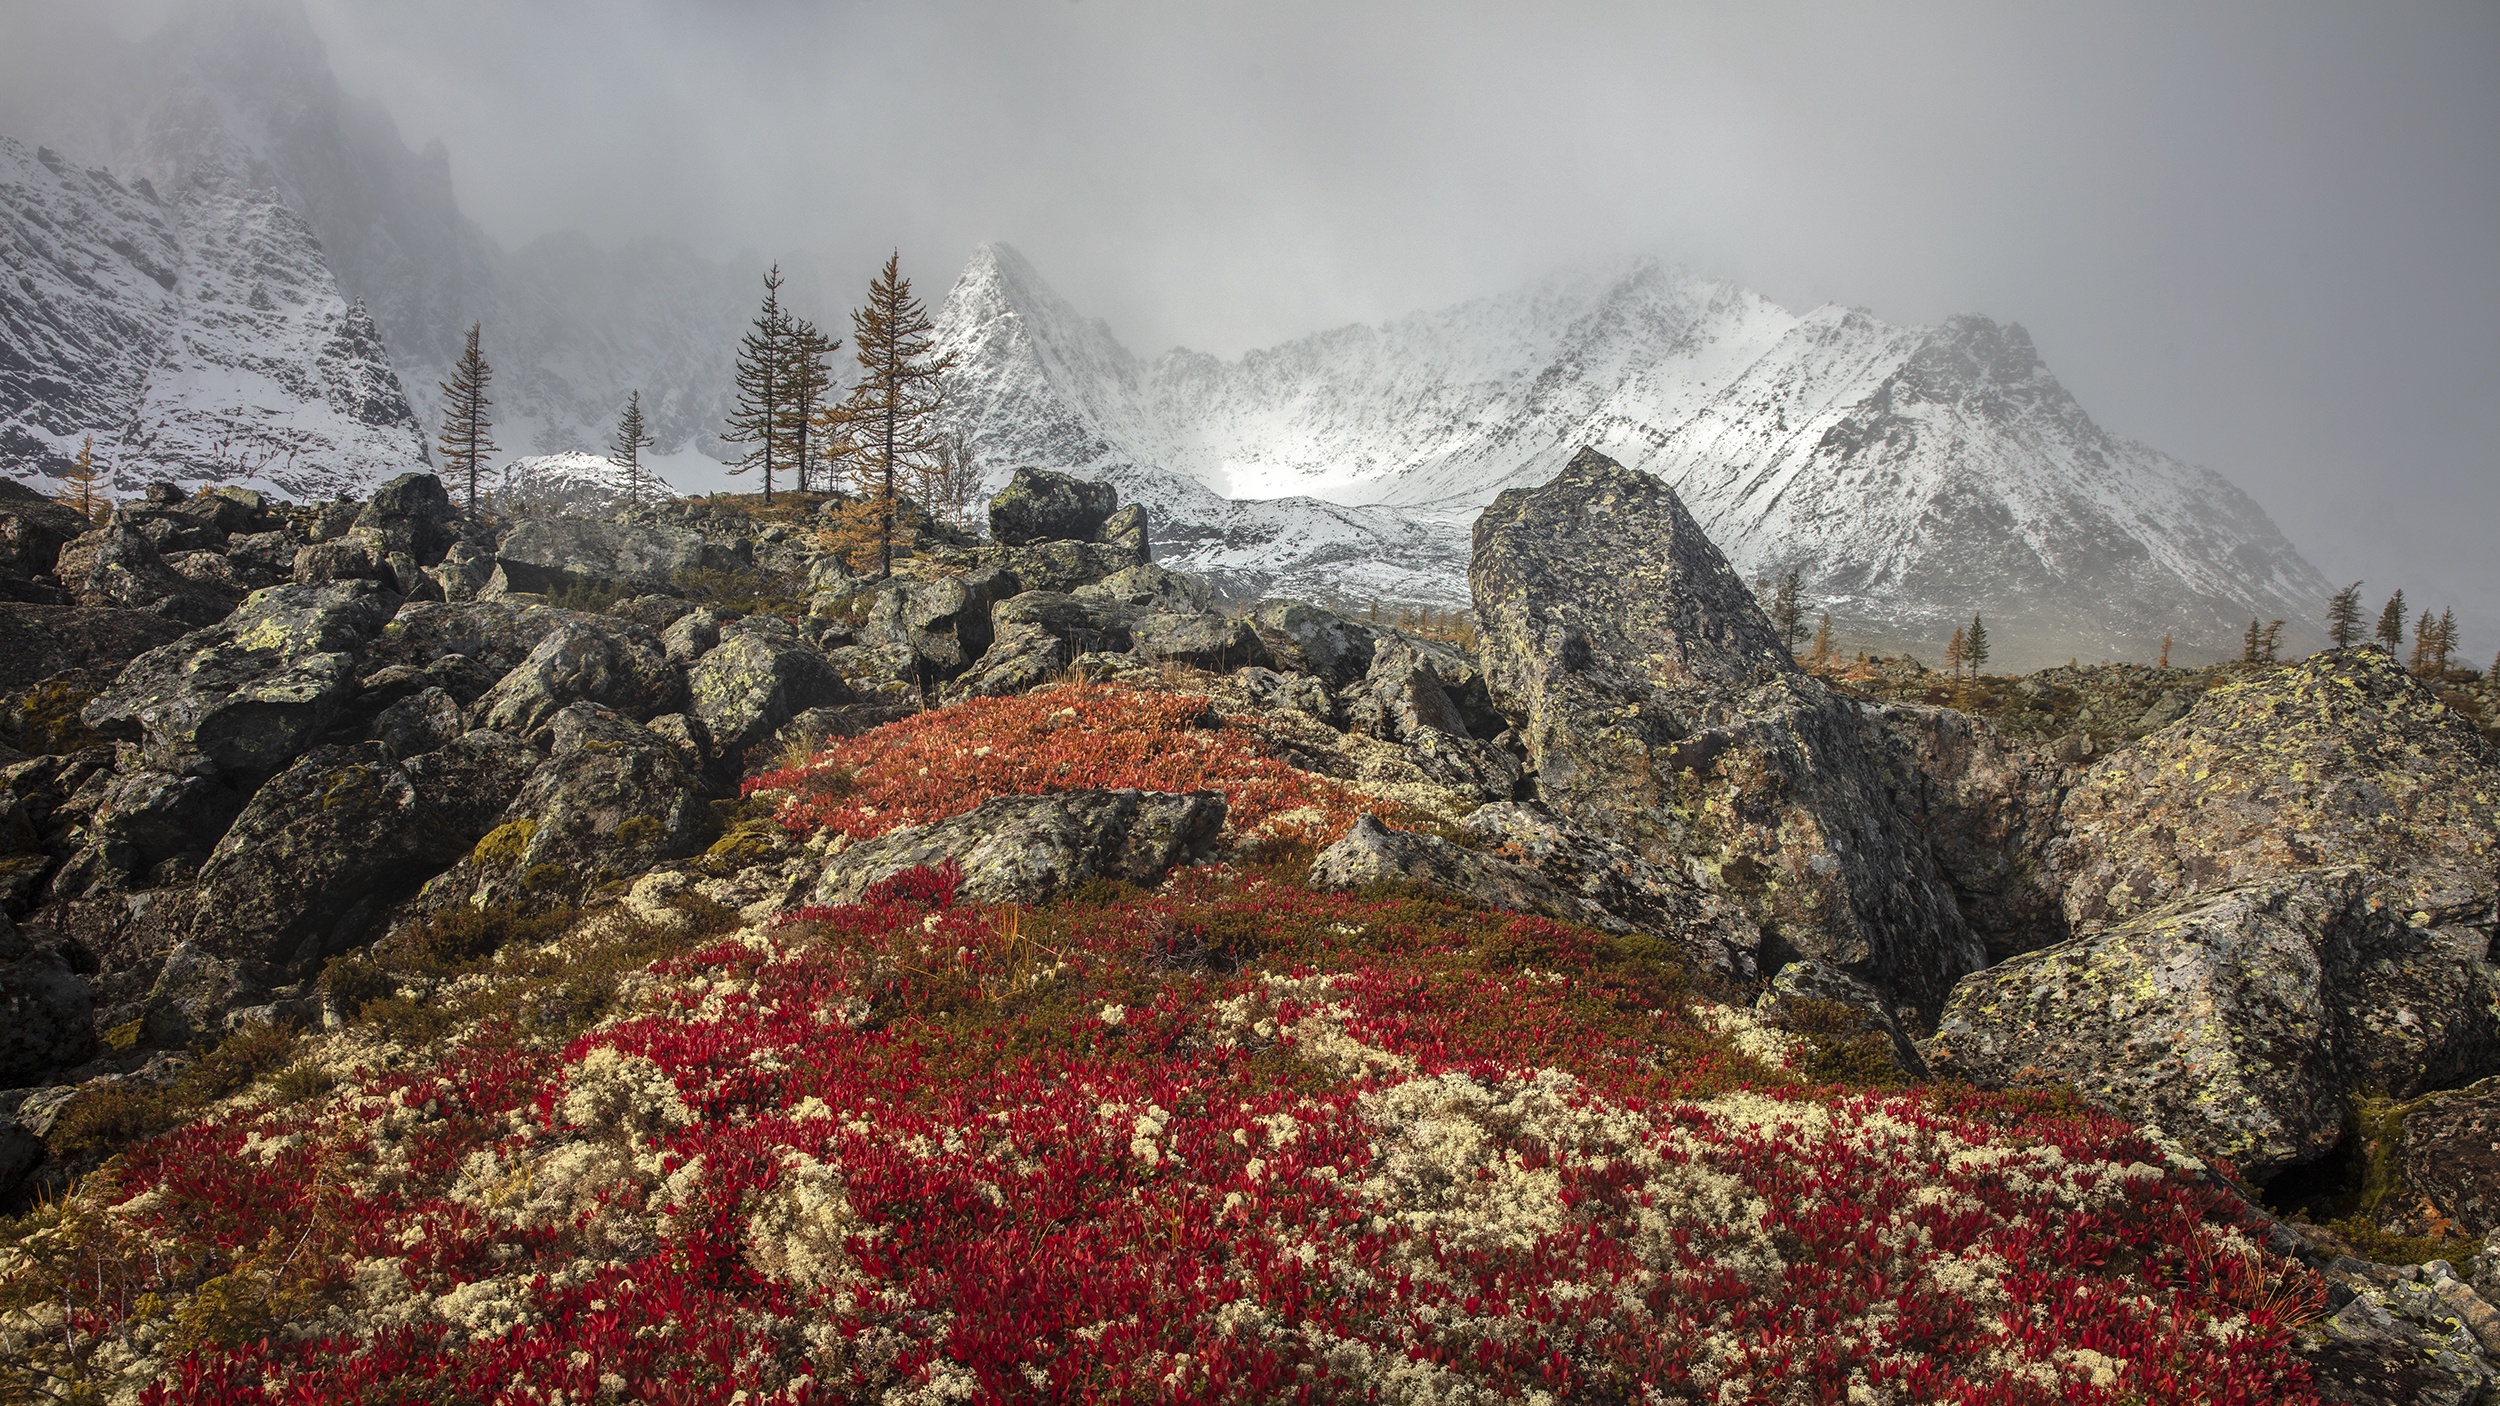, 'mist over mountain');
933,244,2331,667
